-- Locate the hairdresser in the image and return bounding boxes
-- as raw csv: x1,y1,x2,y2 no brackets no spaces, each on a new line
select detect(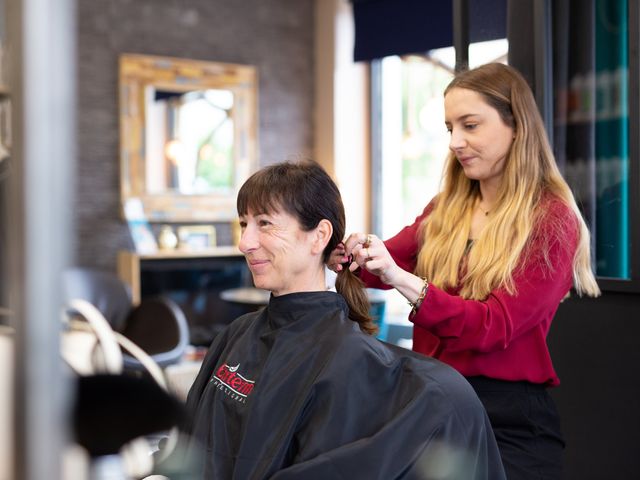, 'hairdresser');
330,63,600,480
